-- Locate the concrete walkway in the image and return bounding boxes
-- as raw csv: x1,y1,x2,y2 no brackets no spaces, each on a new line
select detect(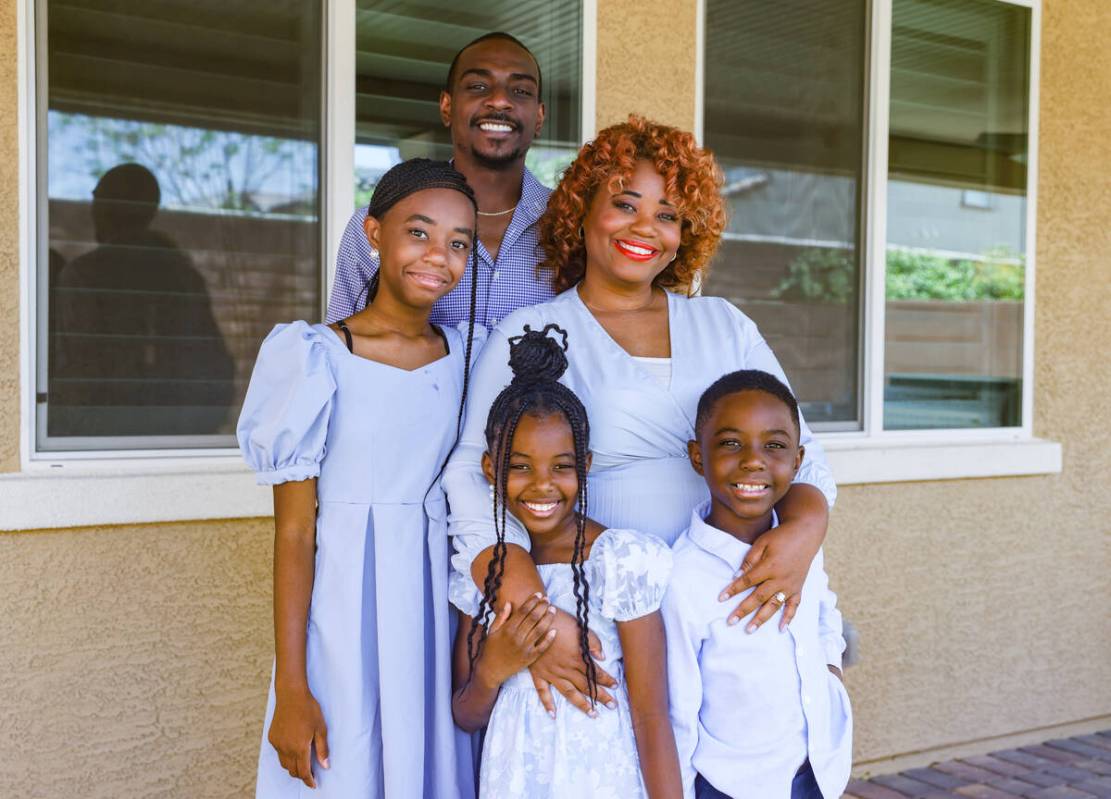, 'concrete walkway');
845,731,1111,799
